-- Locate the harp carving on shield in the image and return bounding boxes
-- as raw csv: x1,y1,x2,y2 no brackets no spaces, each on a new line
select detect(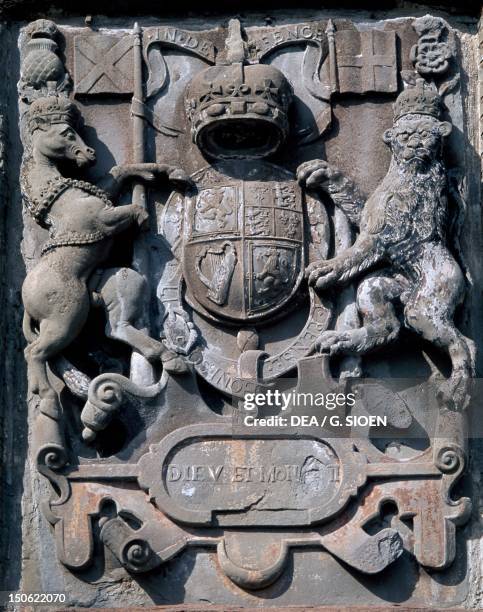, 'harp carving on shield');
195,242,237,305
